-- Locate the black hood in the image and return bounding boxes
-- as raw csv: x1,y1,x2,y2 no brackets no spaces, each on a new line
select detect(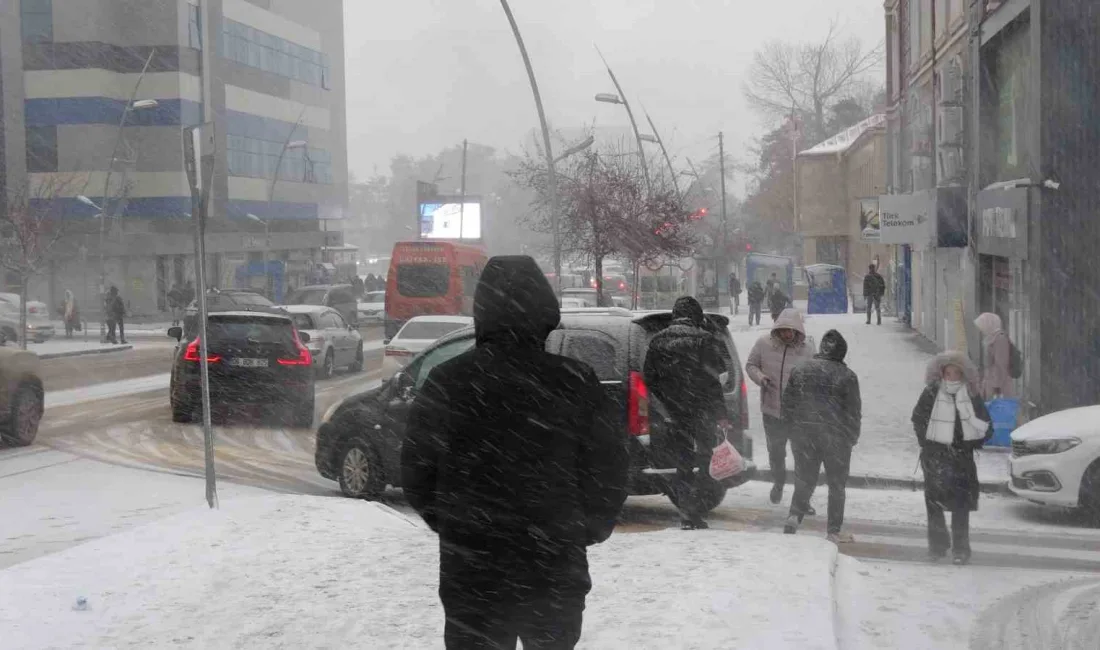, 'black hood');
671,295,705,327
473,255,560,348
817,329,848,362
